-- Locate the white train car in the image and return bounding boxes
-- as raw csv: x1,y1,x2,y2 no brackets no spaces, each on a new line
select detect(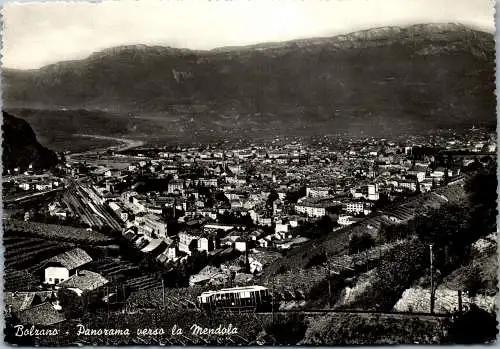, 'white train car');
198,285,272,312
